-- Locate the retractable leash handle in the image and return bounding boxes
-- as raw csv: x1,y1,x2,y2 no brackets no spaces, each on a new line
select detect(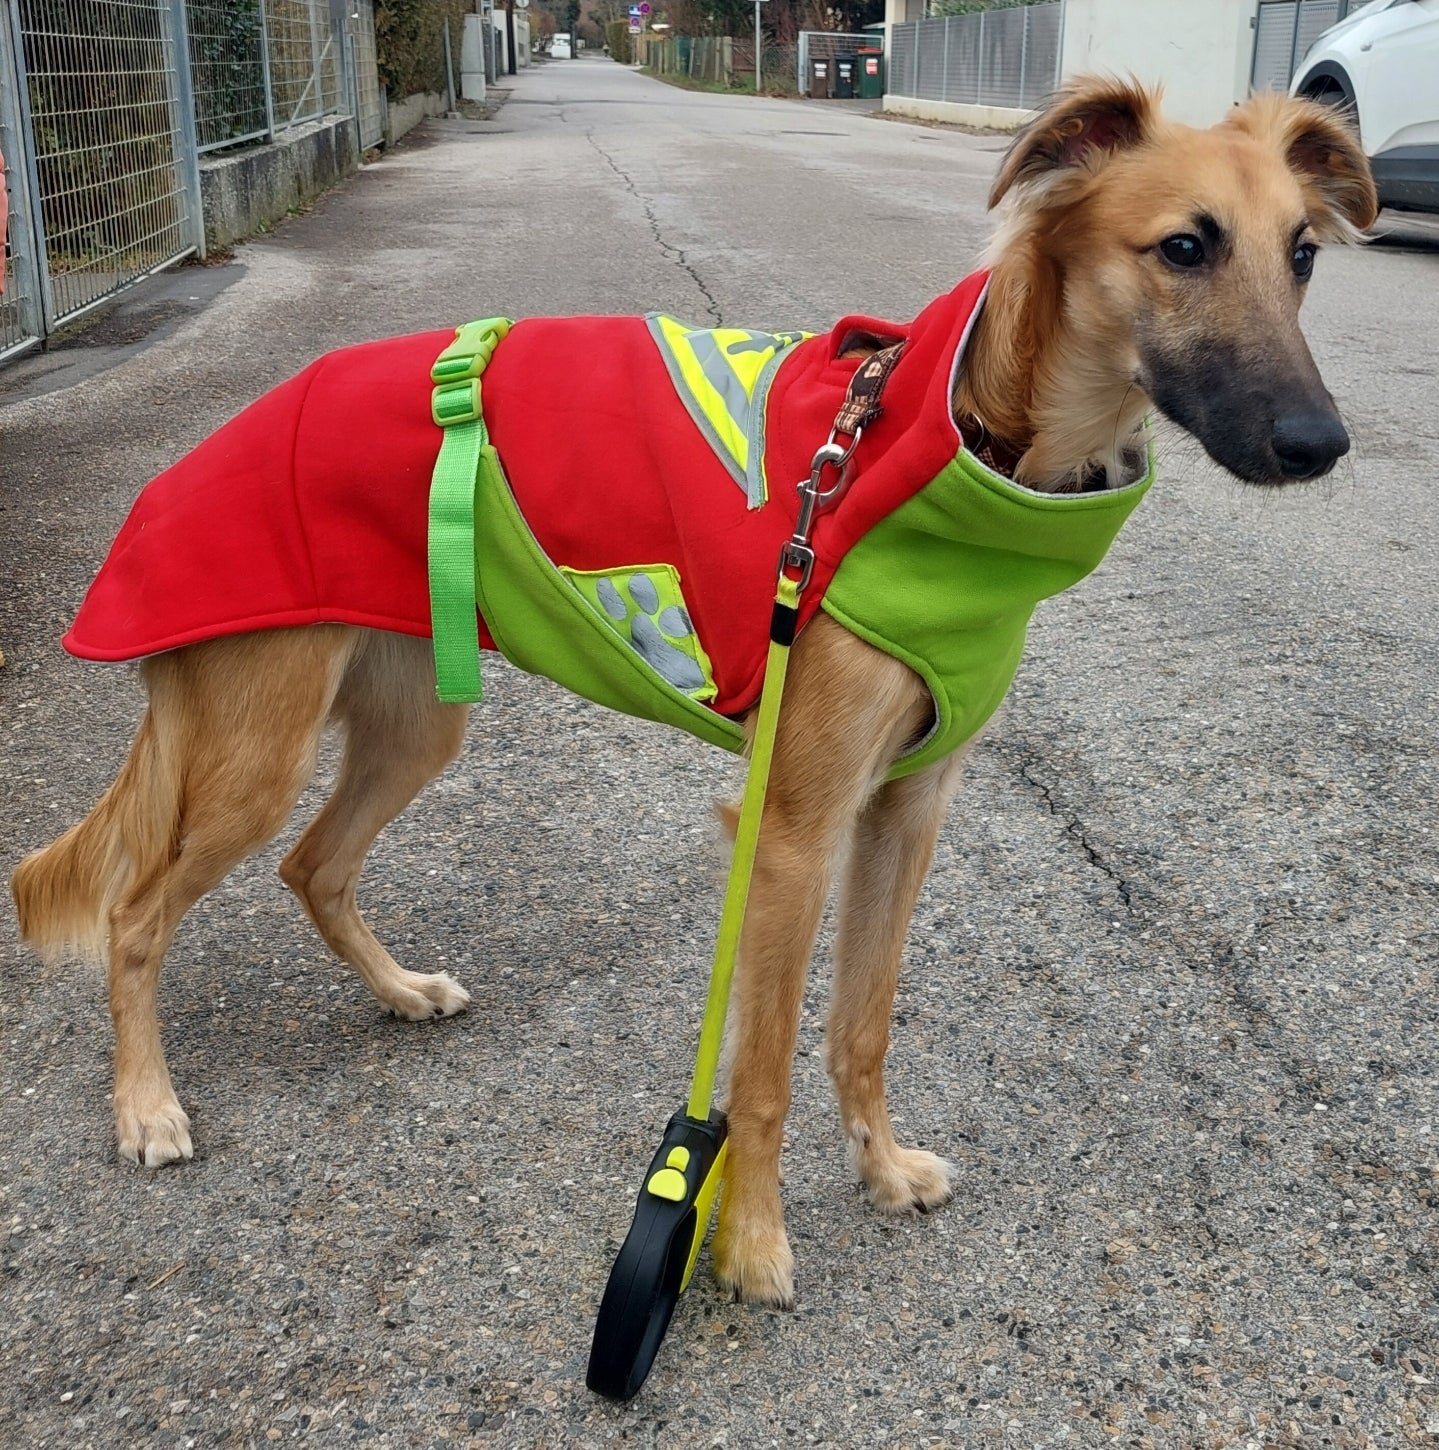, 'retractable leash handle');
587,345,903,1402
586,574,799,1403
587,569,808,1405
585,1110,728,1401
